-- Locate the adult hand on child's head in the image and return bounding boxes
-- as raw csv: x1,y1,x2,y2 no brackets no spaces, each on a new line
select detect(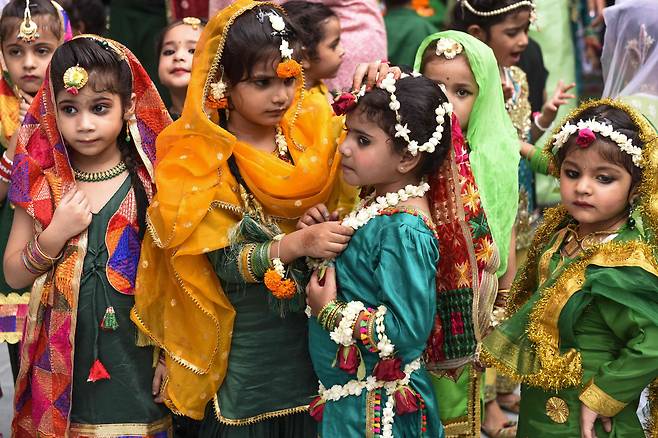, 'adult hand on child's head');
541,80,576,124
18,90,33,123
301,221,353,259
352,61,402,92
306,266,337,317
580,403,612,438
297,203,331,229
49,187,93,241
